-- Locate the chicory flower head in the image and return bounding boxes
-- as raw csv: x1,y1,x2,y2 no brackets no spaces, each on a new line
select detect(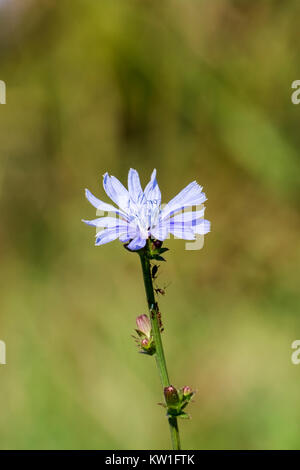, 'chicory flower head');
83,168,210,251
